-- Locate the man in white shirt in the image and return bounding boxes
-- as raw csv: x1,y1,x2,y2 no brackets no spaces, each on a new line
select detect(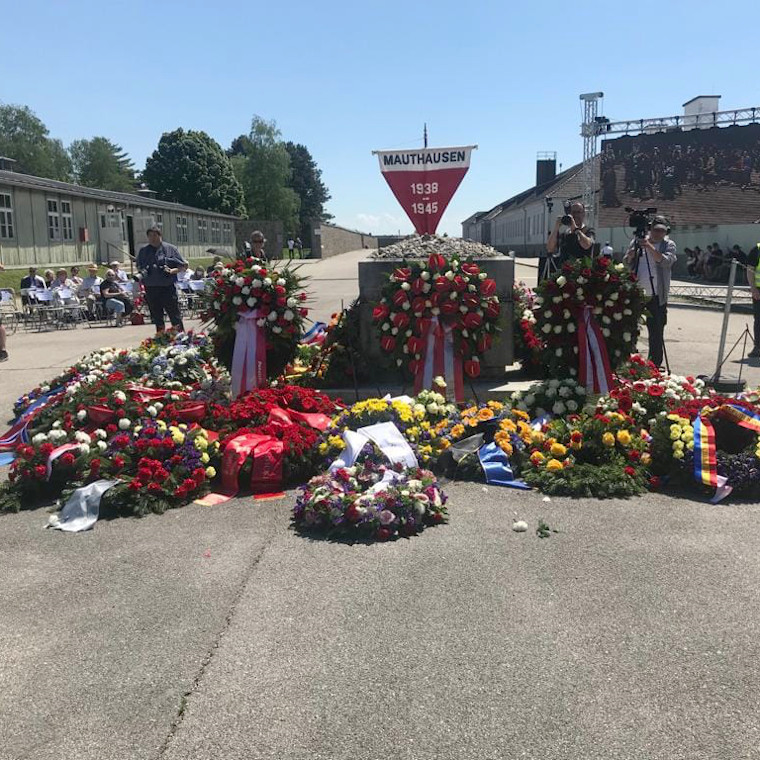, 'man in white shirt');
601,241,614,258
624,215,677,368
110,261,129,282
77,264,103,314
